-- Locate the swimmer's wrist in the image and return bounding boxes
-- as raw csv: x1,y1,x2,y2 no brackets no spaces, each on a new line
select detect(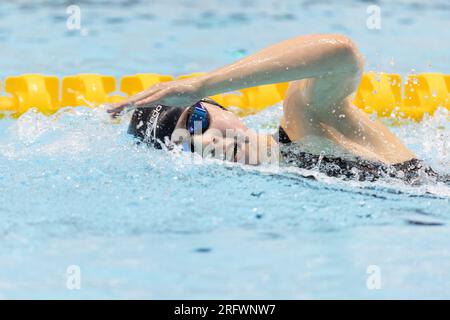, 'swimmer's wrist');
195,74,212,97
197,70,253,97
196,73,227,97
